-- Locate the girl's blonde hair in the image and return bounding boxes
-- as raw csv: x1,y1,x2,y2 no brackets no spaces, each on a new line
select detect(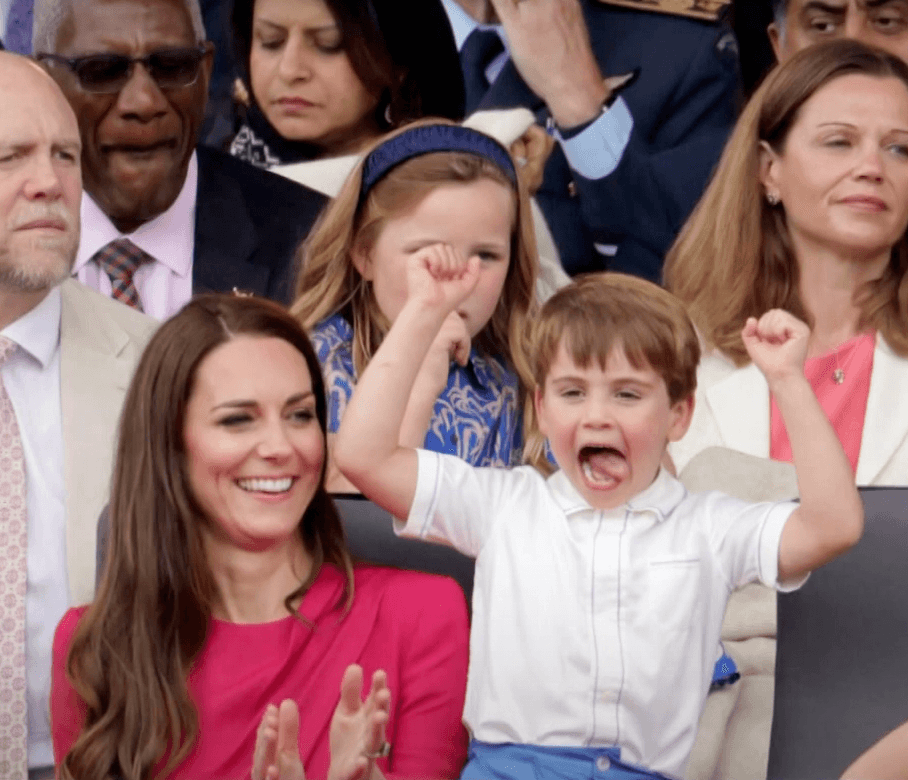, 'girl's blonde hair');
291,118,538,395
664,39,908,364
